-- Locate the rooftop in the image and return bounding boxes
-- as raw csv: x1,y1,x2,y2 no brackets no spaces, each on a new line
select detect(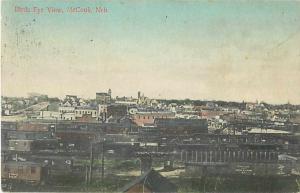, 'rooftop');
119,169,177,193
